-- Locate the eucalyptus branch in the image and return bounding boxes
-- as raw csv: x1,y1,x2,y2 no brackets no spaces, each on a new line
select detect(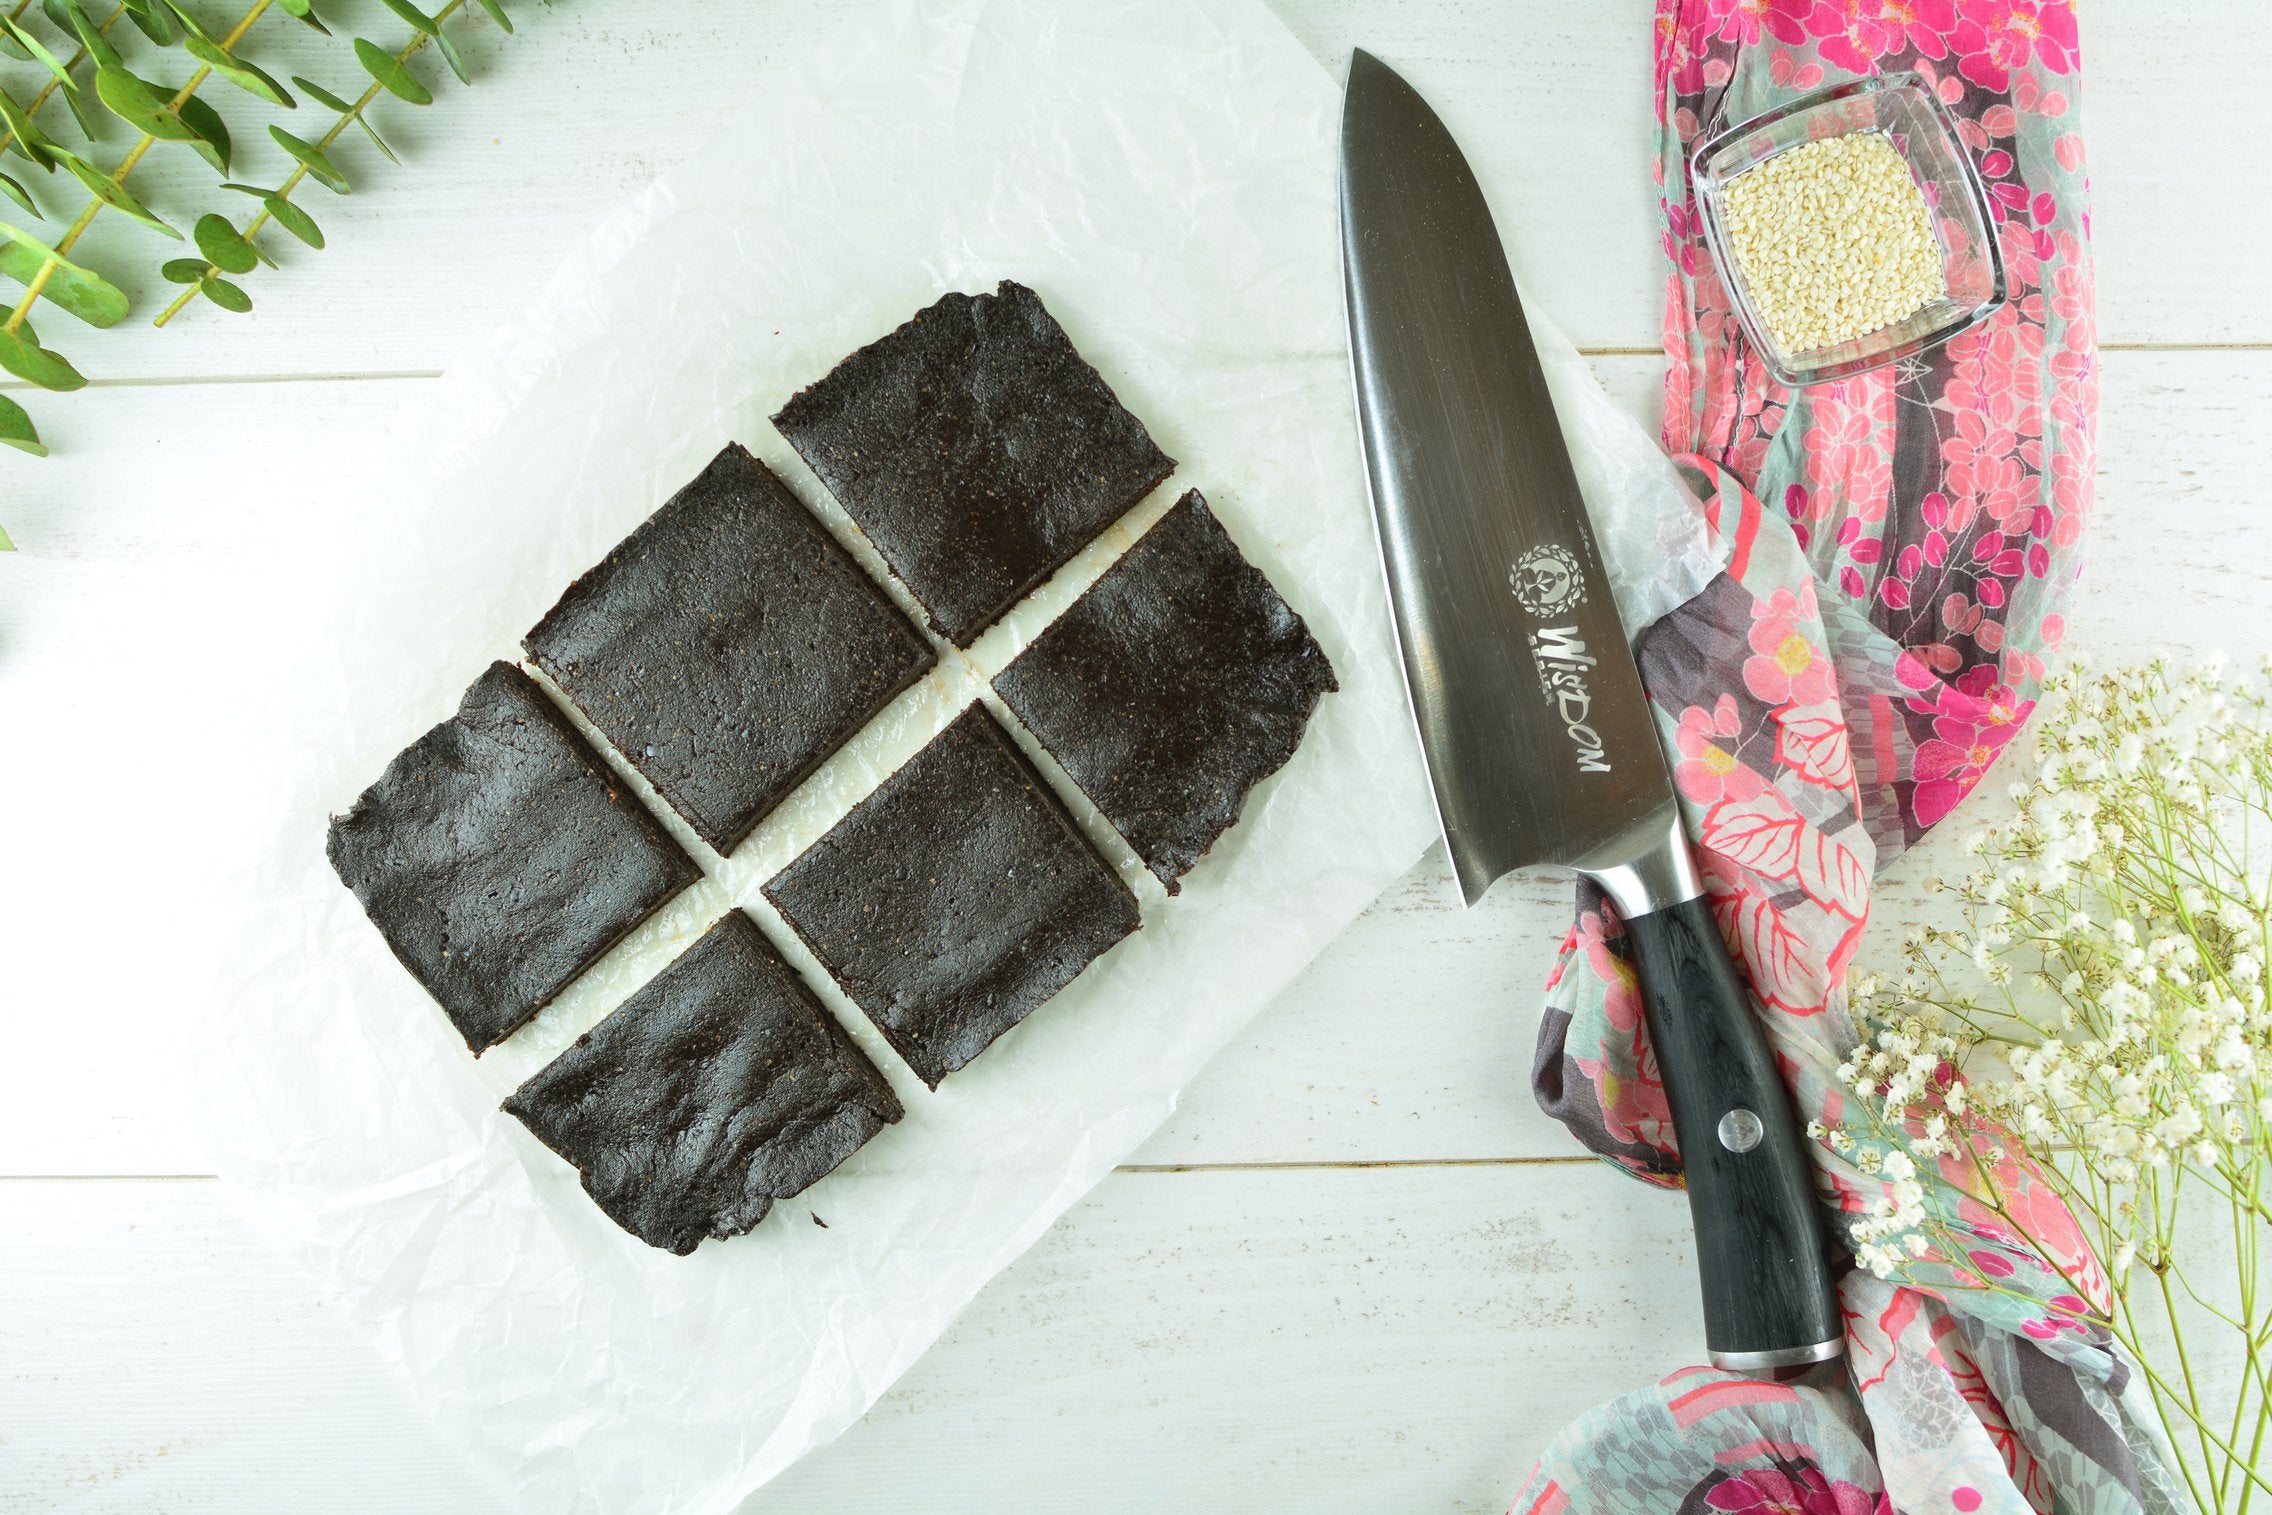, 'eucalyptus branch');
153,0,503,327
